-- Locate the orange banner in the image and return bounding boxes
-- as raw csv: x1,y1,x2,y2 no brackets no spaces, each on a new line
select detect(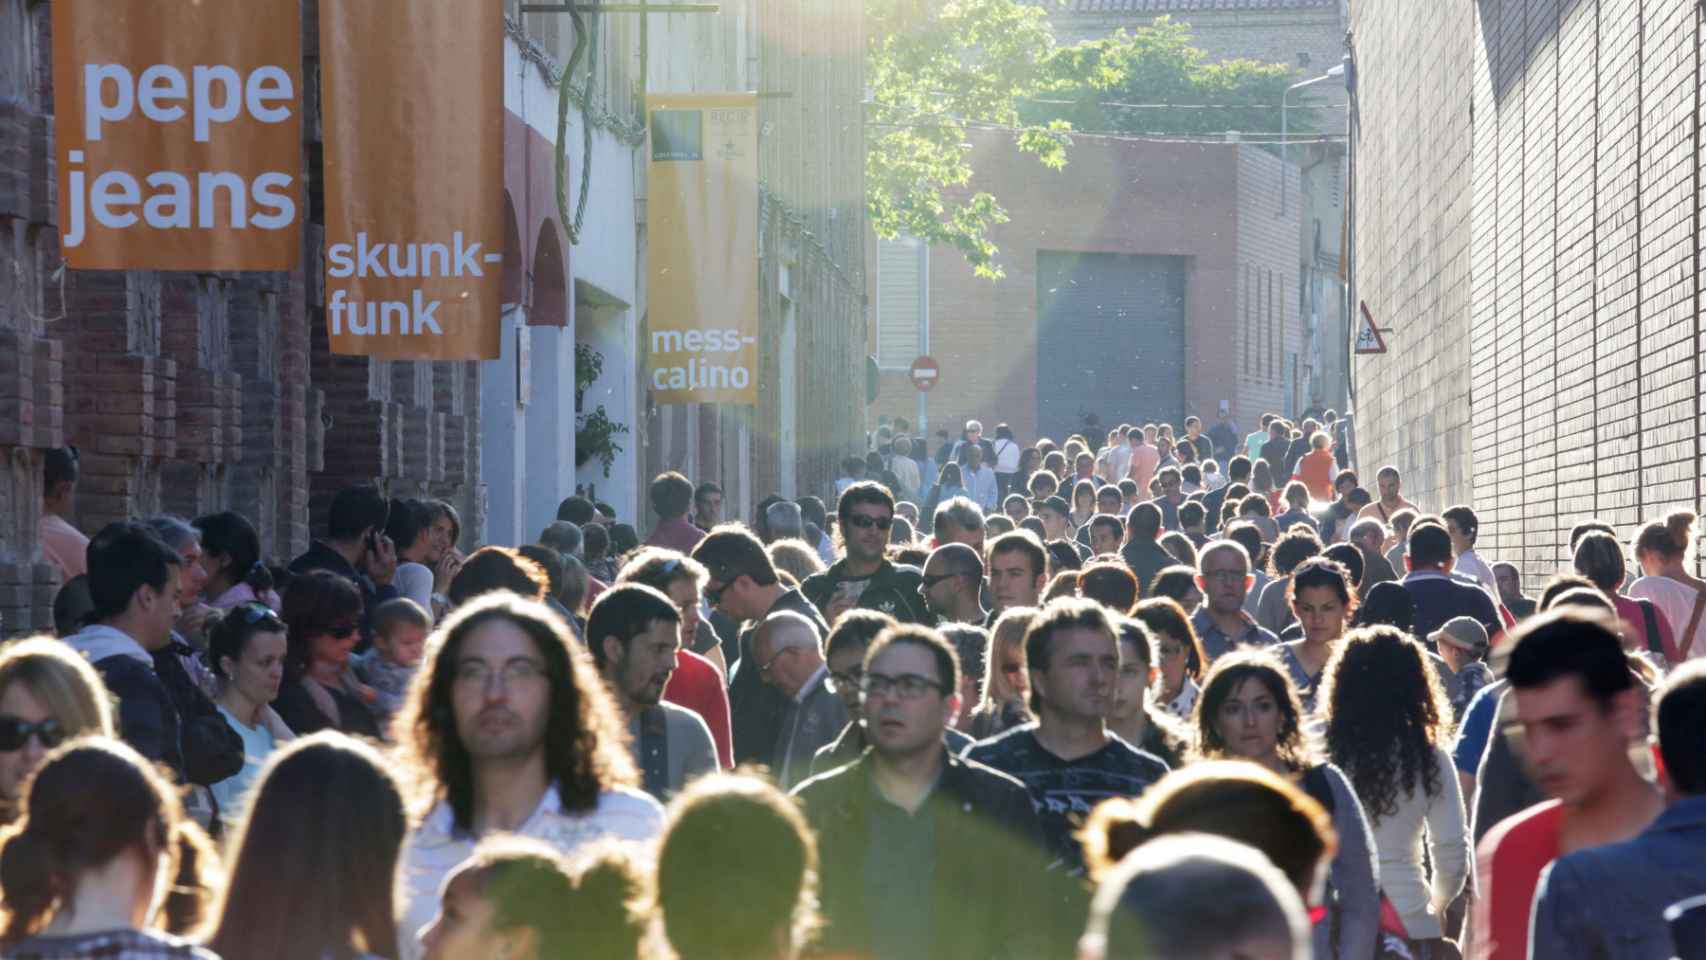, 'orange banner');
51,0,303,270
318,0,504,360
646,93,759,405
